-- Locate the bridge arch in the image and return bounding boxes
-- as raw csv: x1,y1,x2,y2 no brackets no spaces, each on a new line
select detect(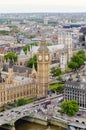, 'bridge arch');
0,113,34,130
